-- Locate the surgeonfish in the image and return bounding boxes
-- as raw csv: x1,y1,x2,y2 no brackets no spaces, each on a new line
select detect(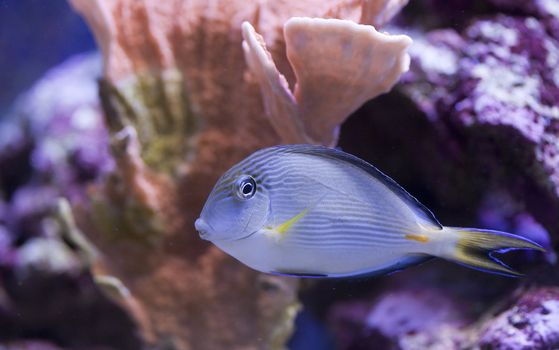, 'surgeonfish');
195,145,544,278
